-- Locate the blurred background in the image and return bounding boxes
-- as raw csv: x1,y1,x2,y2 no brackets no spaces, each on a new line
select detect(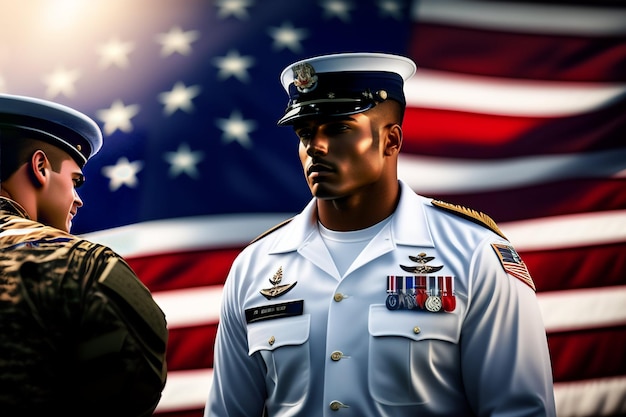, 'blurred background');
1,0,624,415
